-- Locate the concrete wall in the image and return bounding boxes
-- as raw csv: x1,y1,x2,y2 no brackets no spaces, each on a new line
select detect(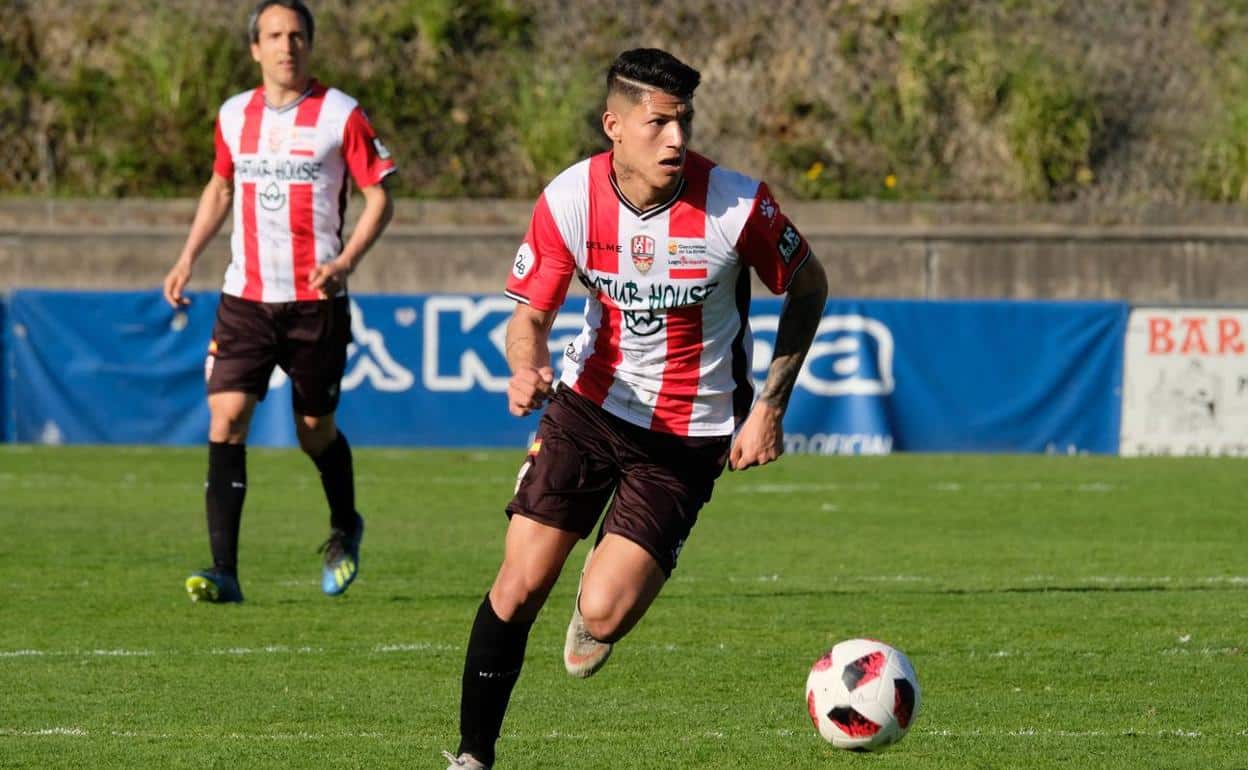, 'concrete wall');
3,199,1248,302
